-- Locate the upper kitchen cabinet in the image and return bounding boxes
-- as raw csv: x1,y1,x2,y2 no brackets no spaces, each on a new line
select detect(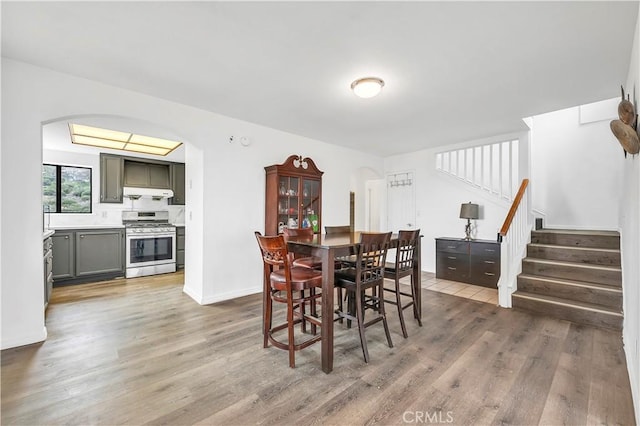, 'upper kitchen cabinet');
169,162,185,205
99,153,185,204
100,153,124,203
265,155,323,235
123,160,170,189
